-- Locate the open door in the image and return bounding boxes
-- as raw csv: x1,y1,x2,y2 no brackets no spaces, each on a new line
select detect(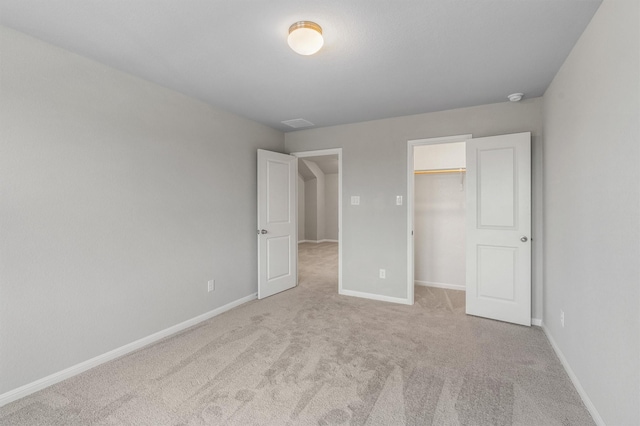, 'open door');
466,133,531,326
257,149,297,299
